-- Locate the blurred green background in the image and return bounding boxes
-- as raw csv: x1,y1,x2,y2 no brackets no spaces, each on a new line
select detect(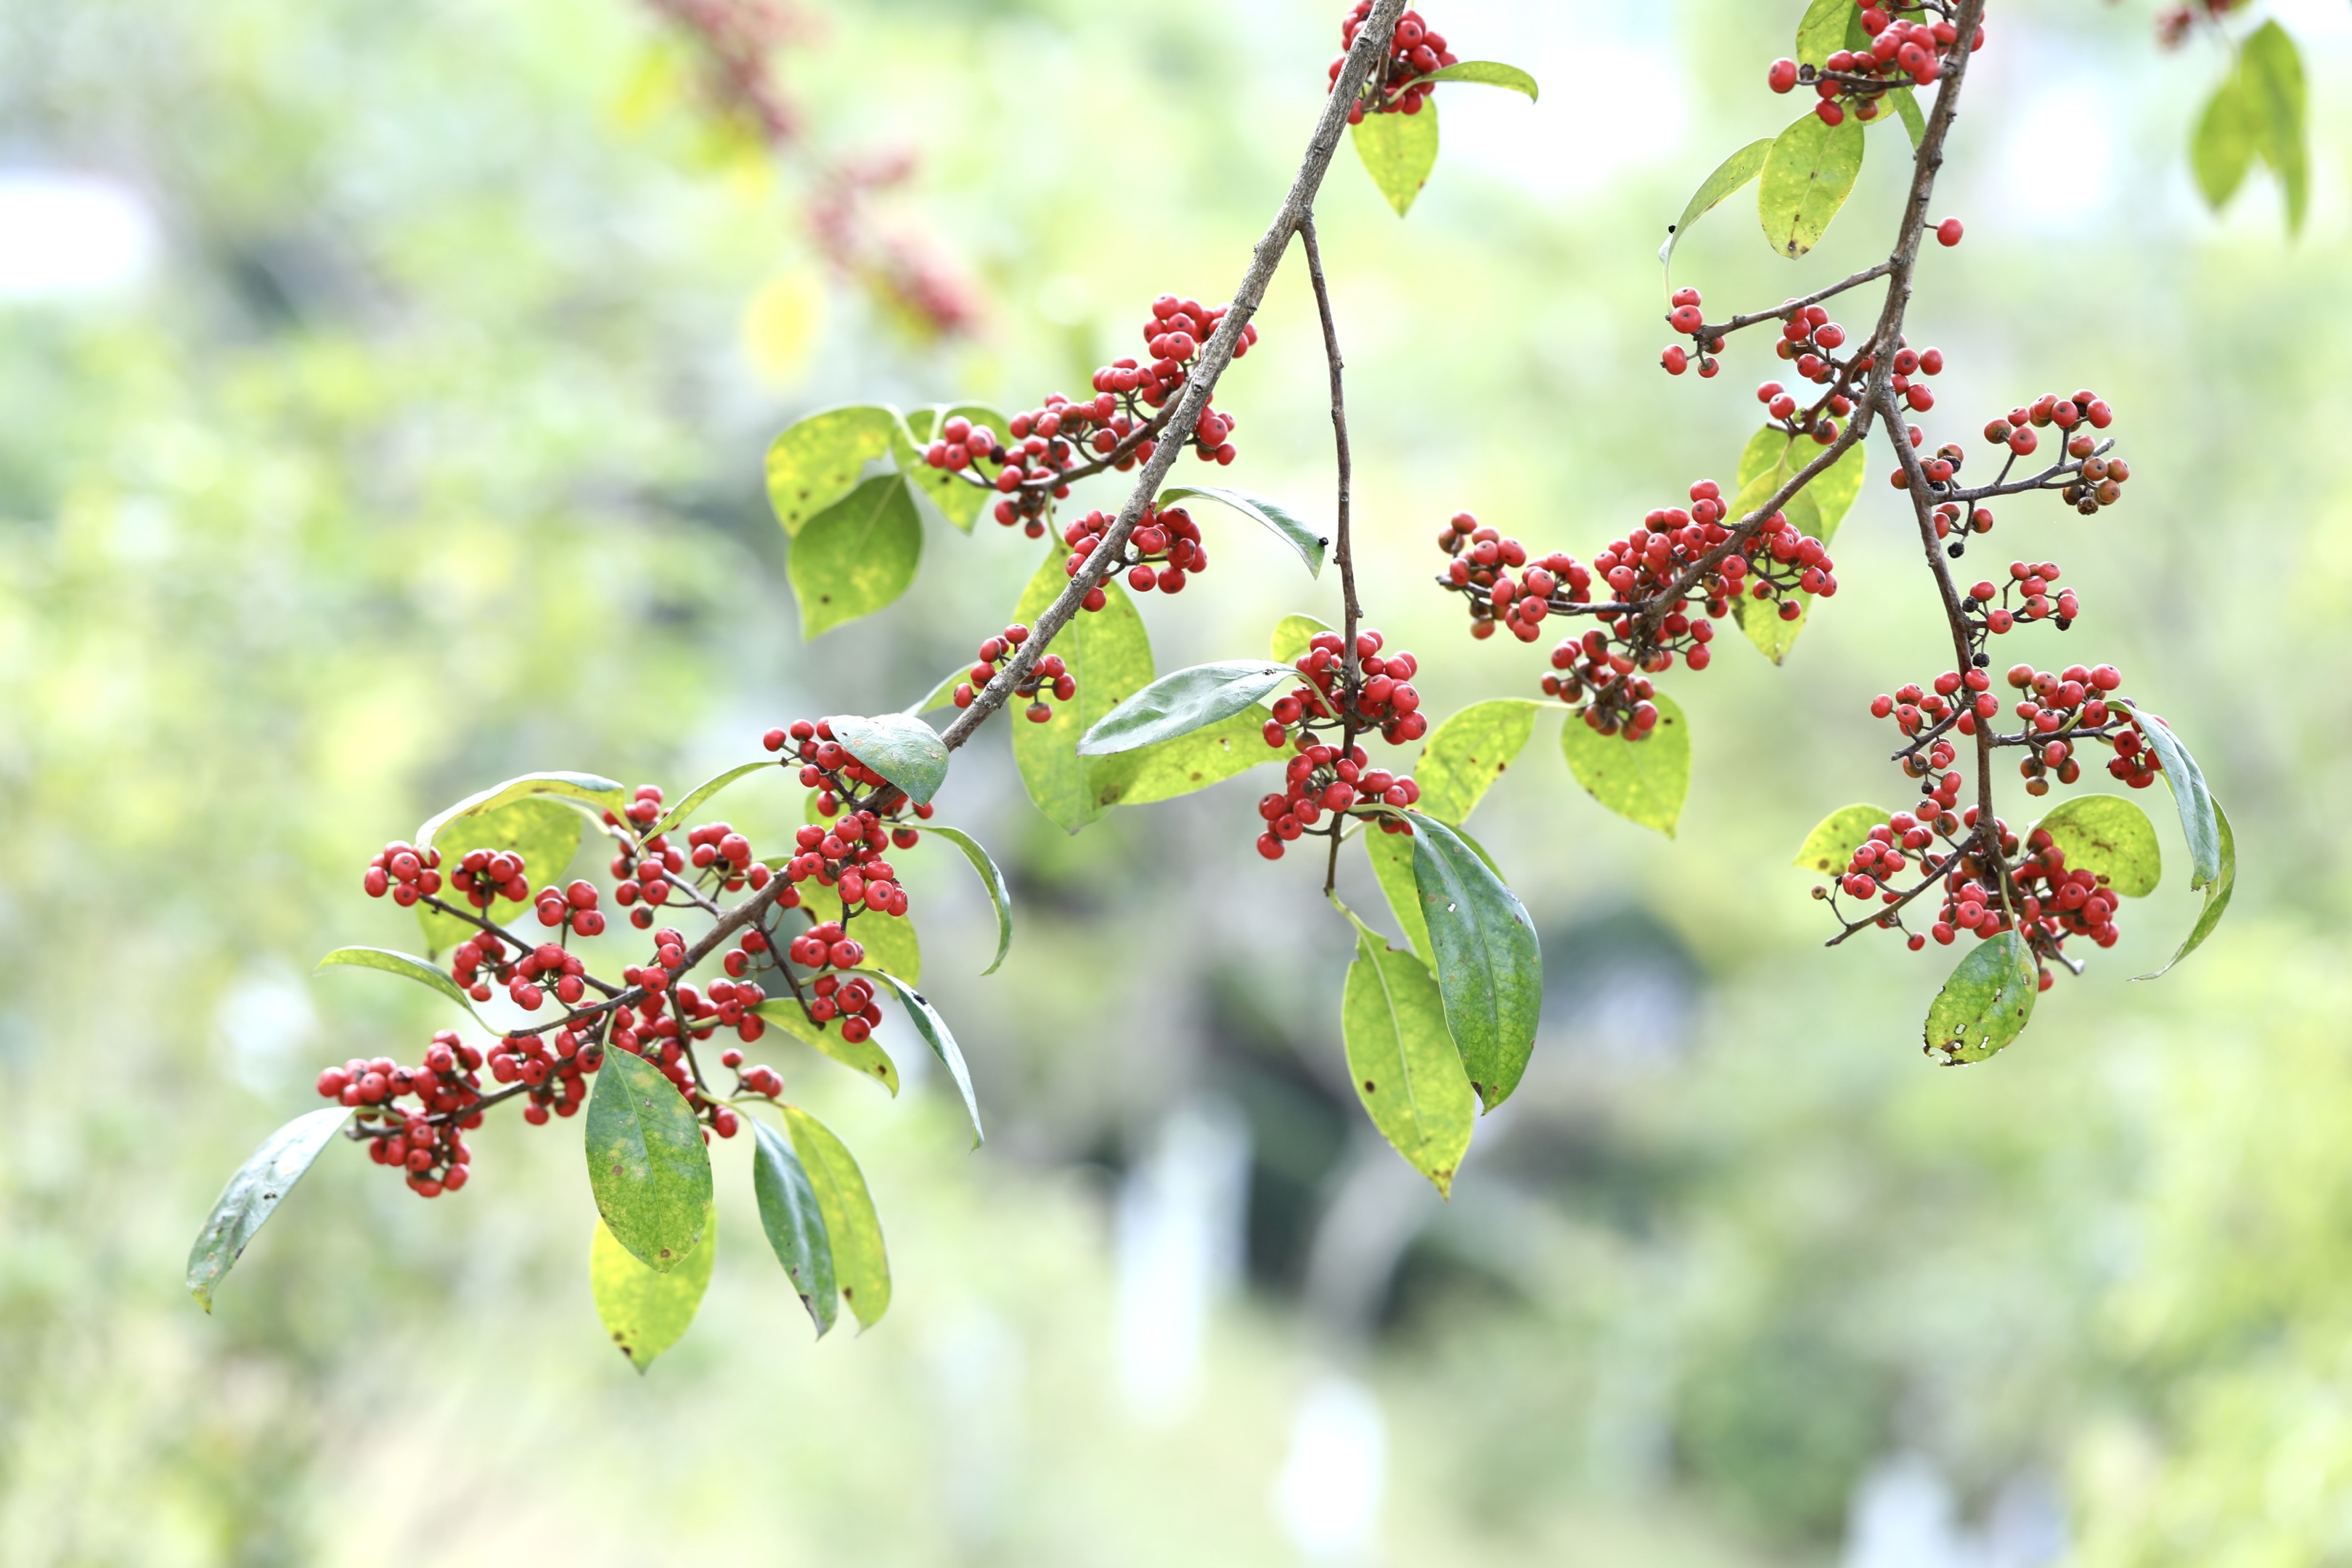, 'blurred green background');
3,0,2348,1561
